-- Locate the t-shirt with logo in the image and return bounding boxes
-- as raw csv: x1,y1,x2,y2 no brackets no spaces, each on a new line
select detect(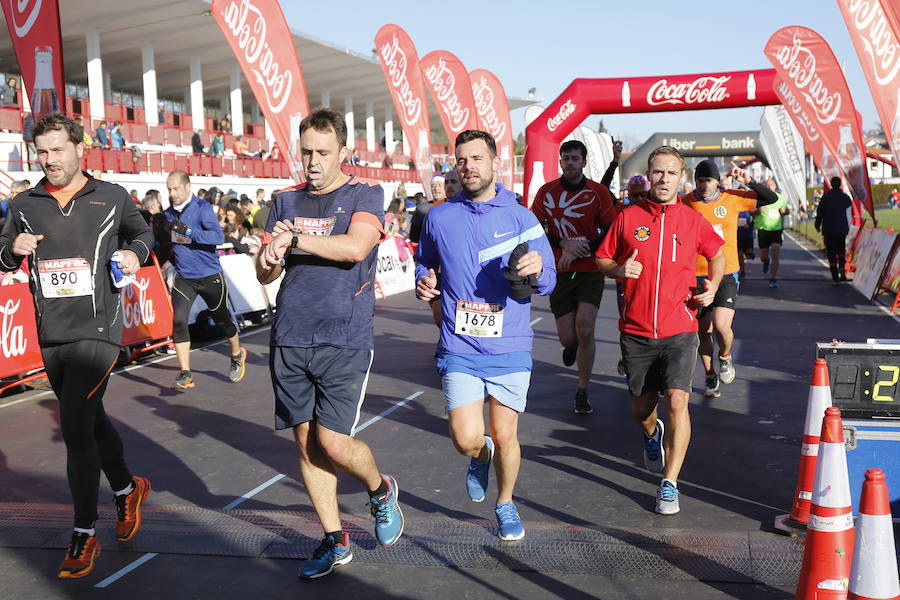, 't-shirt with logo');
753,192,787,231
532,177,616,273
265,176,385,350
683,189,758,276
